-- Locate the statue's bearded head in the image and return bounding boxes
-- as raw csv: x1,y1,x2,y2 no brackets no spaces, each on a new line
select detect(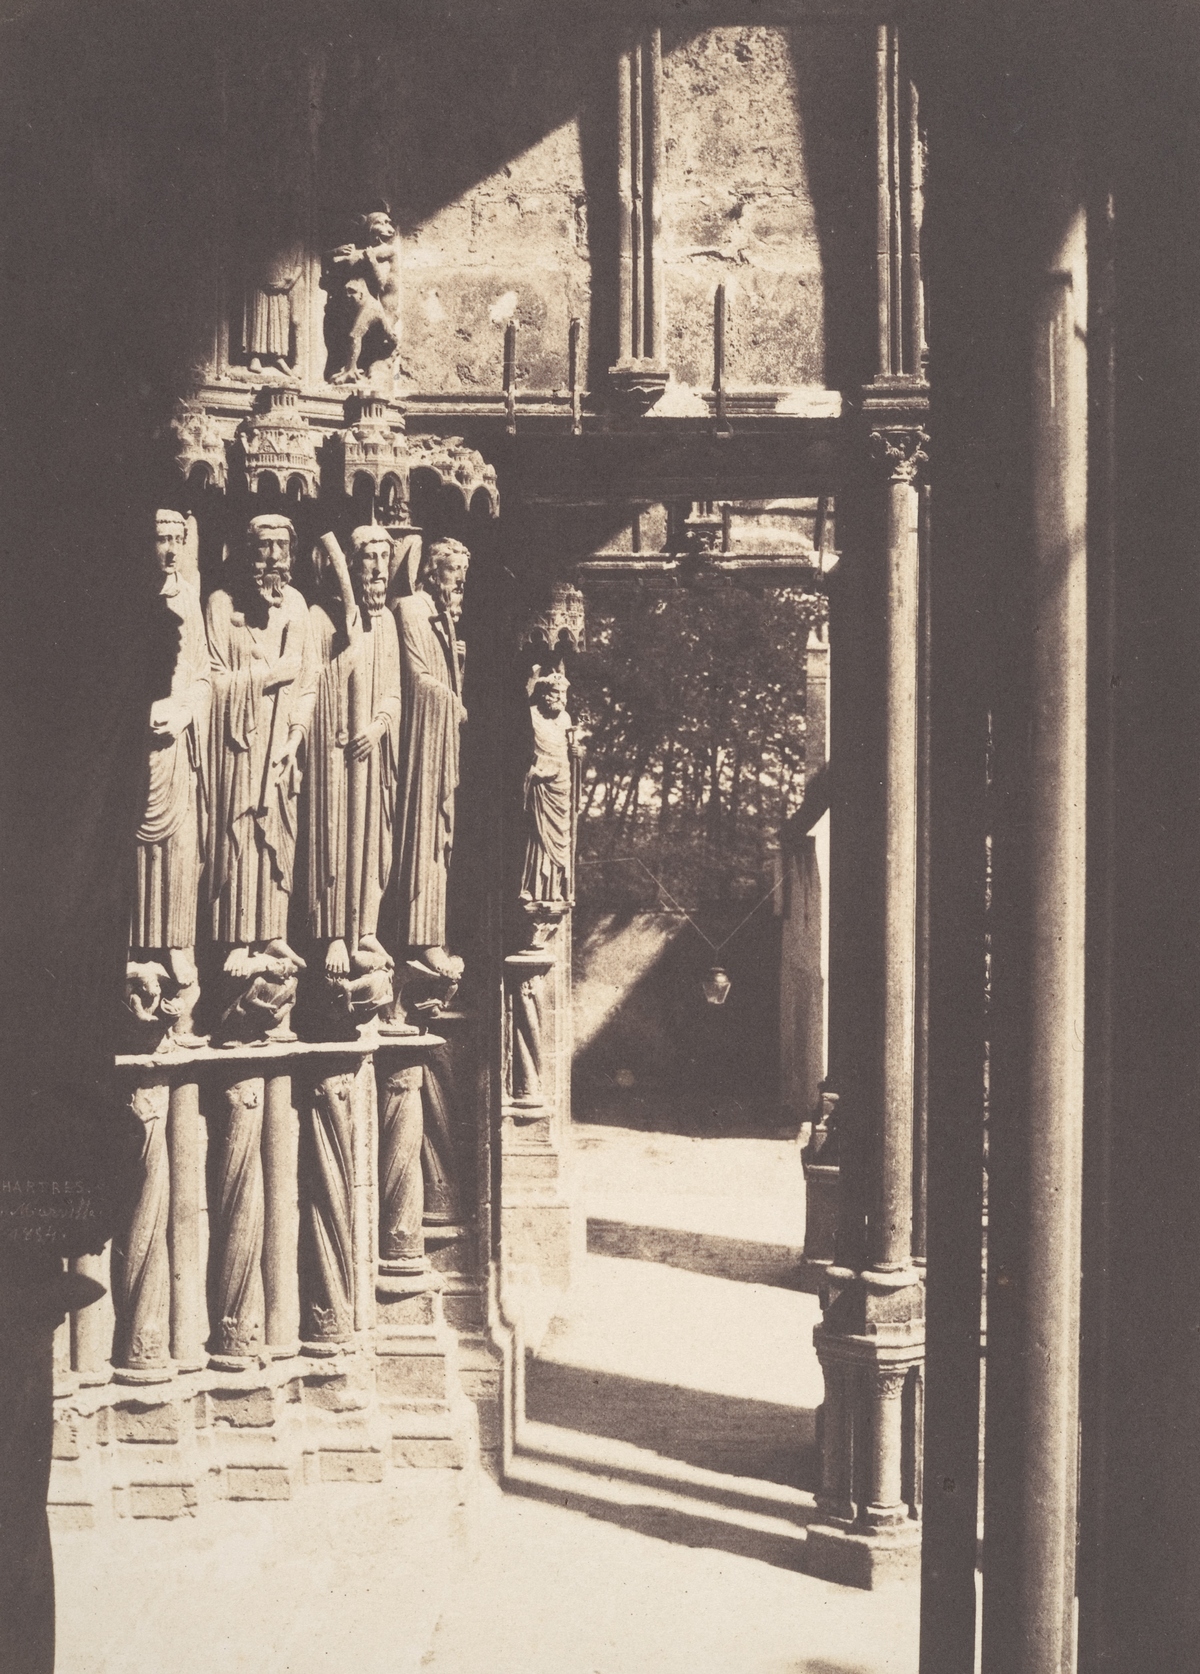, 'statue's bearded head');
532,669,570,718
153,510,188,599
247,515,295,608
421,538,471,624
350,527,393,617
